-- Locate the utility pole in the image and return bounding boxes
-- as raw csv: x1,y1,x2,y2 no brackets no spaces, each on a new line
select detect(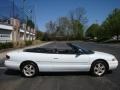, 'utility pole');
22,0,26,22
12,0,15,18
30,9,33,21
27,6,34,21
